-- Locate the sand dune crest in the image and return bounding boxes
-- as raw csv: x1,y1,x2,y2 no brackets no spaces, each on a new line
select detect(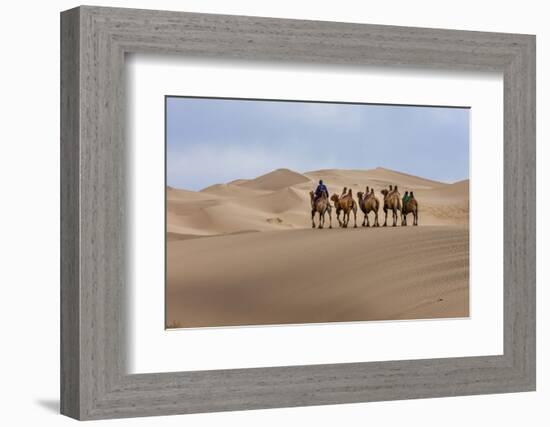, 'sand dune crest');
236,168,312,191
